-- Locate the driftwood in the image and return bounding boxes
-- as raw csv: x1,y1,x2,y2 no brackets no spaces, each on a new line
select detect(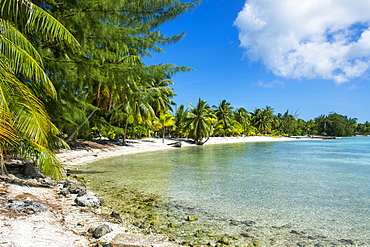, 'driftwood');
195,137,210,145
167,142,182,148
